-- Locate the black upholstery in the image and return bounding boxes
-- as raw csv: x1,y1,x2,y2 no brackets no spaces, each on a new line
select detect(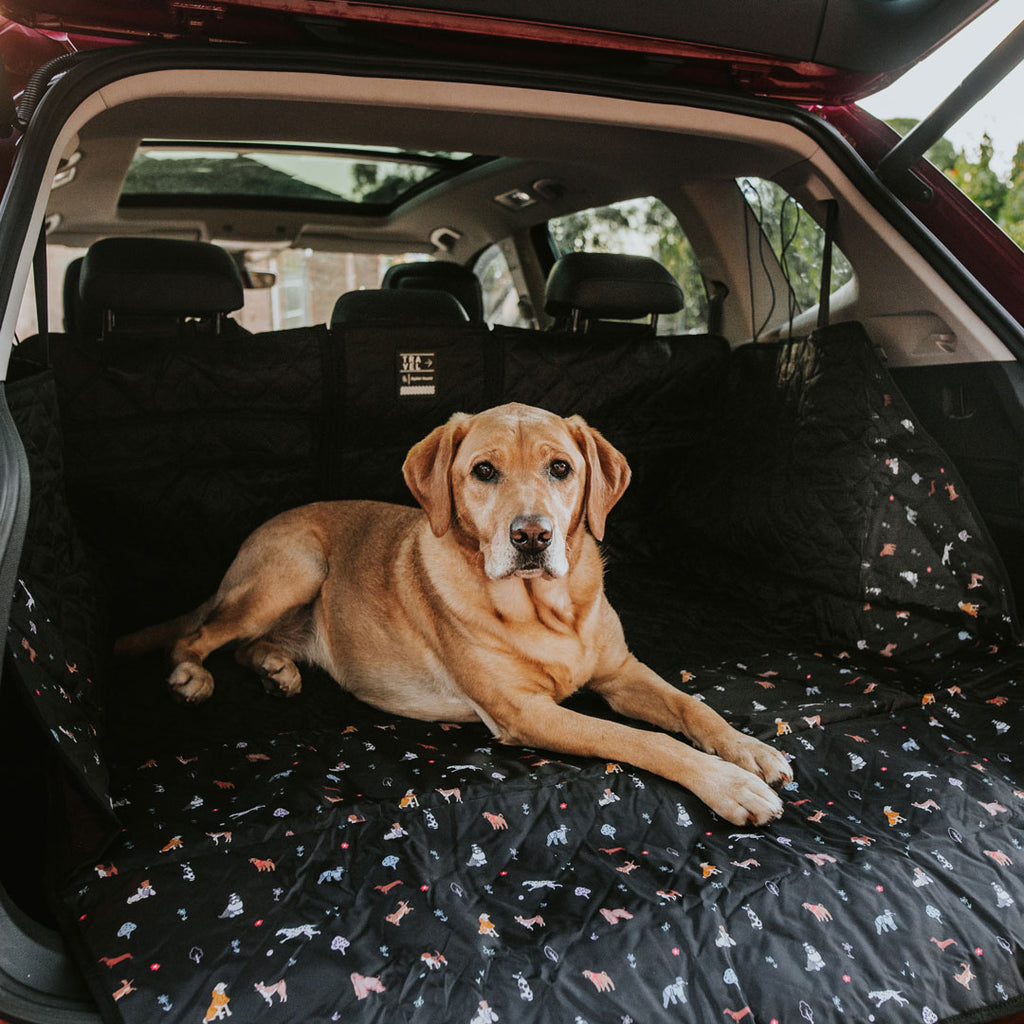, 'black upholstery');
9,285,1024,1024
9,240,248,377
382,260,485,321
79,237,244,320
62,256,107,344
331,287,470,327
544,252,683,327
61,257,84,335
10,313,1024,1024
